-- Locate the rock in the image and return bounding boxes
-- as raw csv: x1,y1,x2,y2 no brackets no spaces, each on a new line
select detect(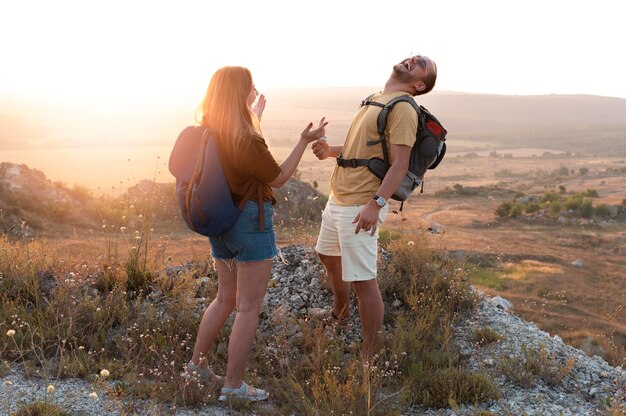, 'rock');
489,296,513,310
571,259,584,268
